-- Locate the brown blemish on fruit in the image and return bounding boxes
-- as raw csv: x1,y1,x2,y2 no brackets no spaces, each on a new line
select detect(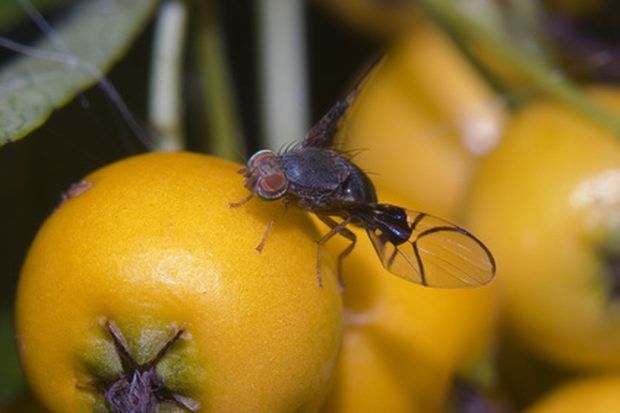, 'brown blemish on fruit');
78,320,199,413
60,180,93,205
